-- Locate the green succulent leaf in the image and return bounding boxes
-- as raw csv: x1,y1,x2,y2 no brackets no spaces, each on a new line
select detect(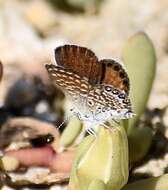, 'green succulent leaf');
88,179,106,190
68,135,95,190
128,126,153,163
122,174,168,190
60,116,83,147
122,32,156,131
69,126,128,190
